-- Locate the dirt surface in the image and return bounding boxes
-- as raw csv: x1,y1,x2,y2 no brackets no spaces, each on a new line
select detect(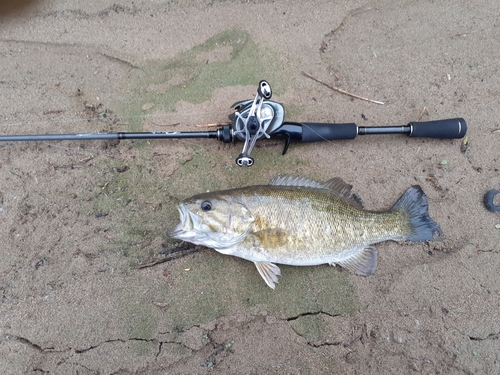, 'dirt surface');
0,0,499,374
